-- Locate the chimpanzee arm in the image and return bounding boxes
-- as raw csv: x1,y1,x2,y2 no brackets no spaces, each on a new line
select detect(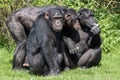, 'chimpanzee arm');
42,36,57,65
88,24,102,48
63,36,76,54
35,16,59,75
63,36,88,54
88,34,102,48
40,35,60,75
